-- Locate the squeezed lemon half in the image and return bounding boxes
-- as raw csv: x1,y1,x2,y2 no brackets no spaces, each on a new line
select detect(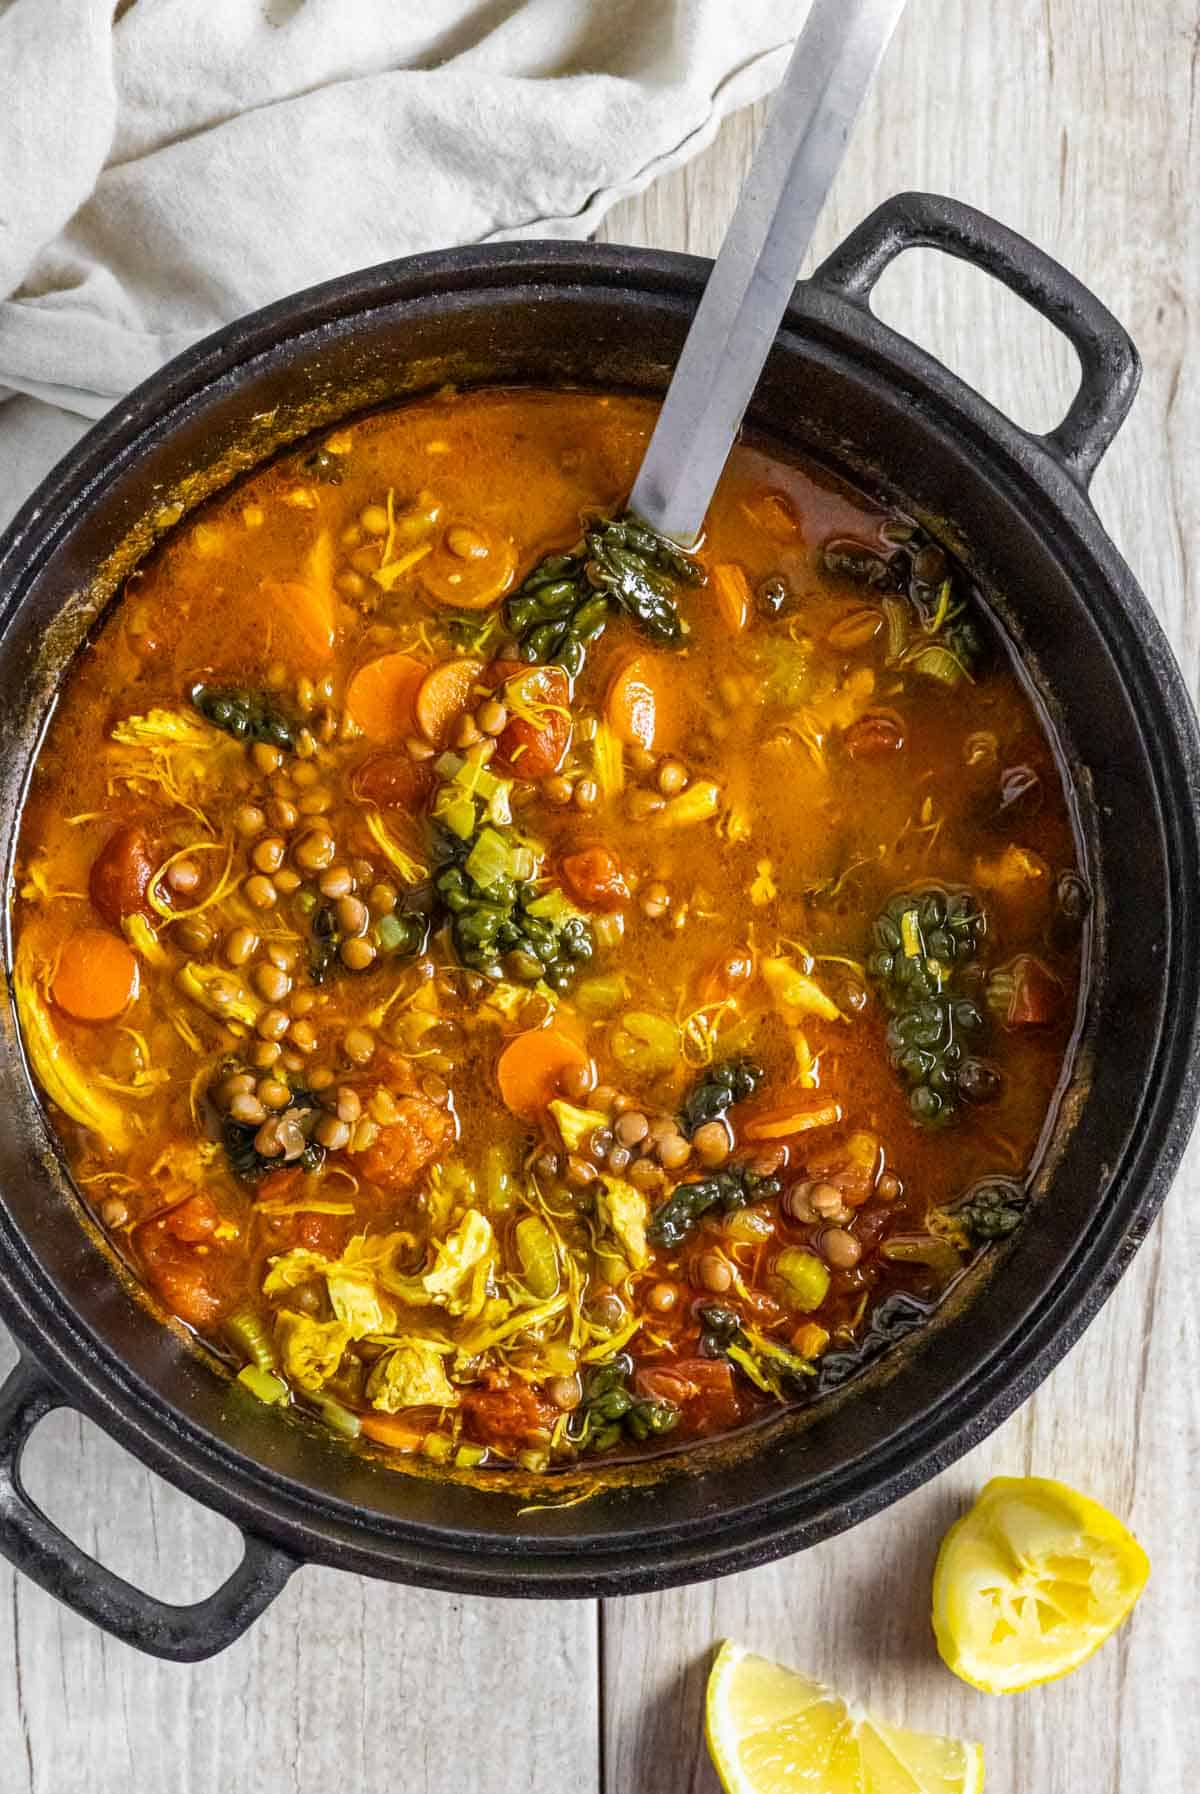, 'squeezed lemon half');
706,1641,985,1794
932,1475,1150,1693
